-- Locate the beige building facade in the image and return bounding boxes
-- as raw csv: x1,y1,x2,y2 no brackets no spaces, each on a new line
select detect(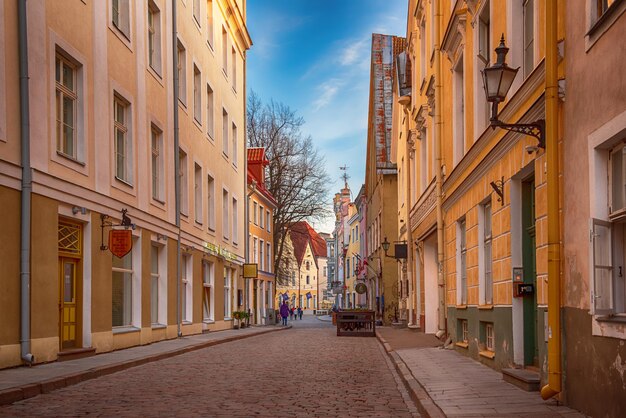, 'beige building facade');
0,0,251,369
